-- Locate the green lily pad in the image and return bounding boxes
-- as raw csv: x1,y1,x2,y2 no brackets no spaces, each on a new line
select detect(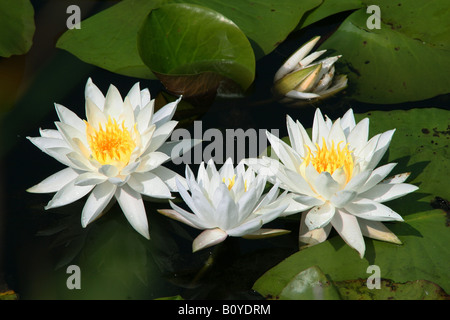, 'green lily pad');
137,3,255,96
0,0,35,57
253,108,450,298
336,279,449,300
320,1,450,103
179,0,322,59
56,0,165,79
